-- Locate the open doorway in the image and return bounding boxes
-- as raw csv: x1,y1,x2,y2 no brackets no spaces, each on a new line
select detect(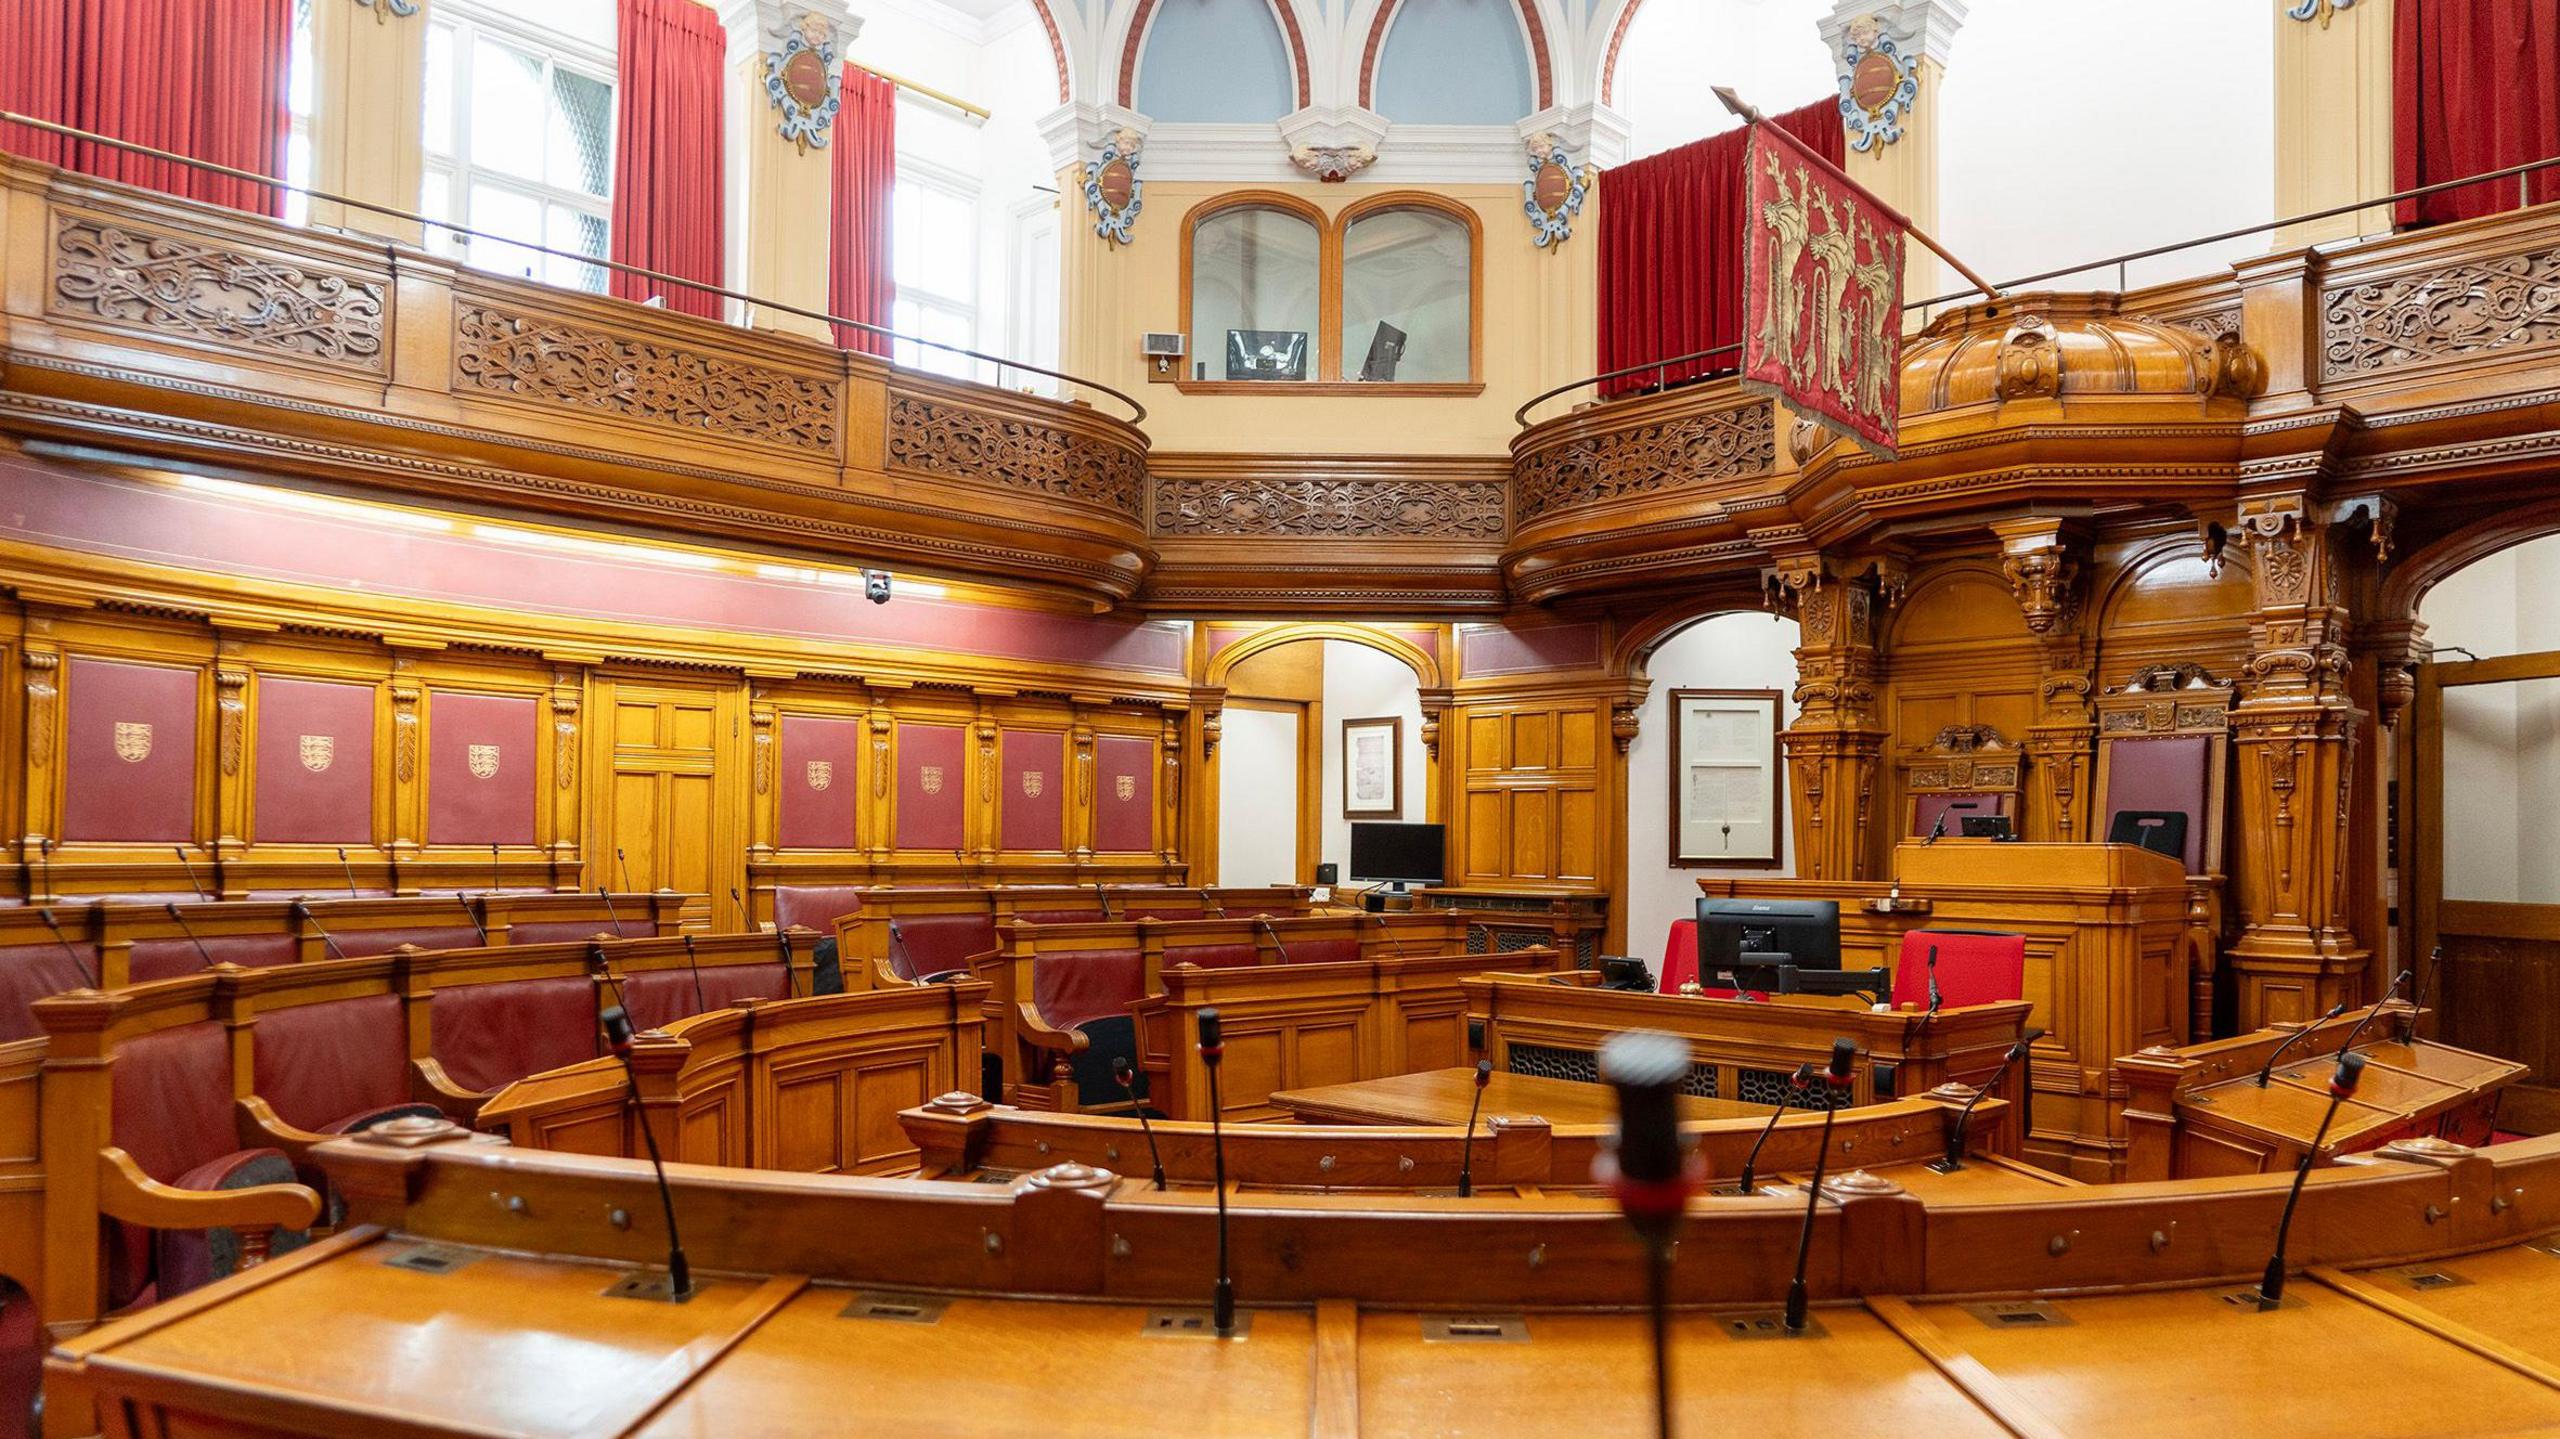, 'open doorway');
1214,638,1427,890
